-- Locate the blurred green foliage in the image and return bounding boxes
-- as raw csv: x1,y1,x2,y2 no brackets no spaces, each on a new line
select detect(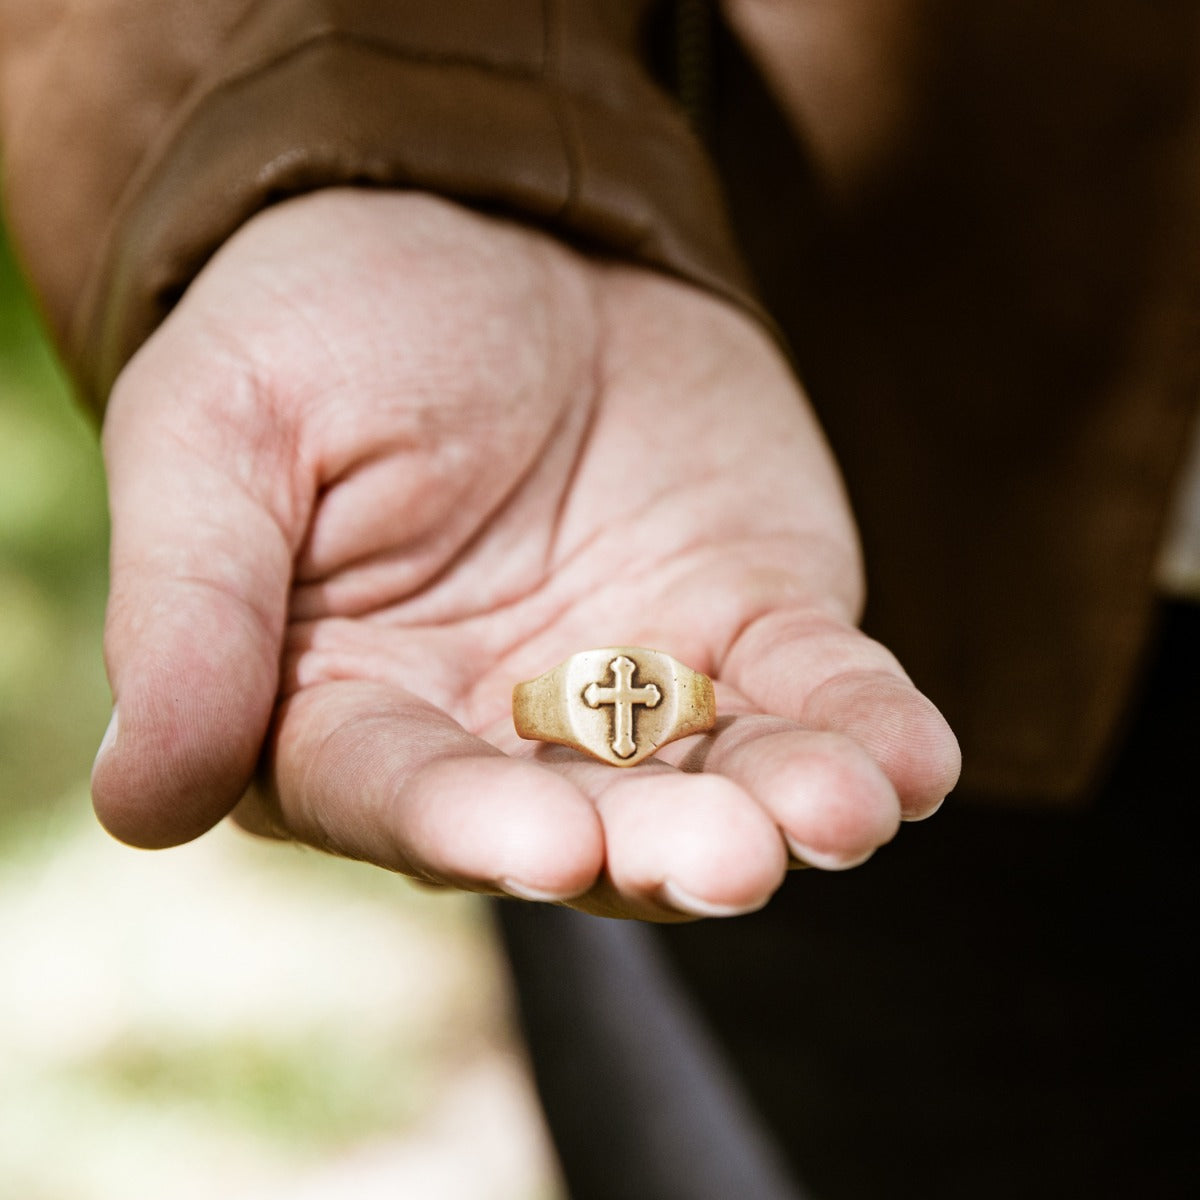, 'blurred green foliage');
87,1029,430,1149
0,225,111,842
